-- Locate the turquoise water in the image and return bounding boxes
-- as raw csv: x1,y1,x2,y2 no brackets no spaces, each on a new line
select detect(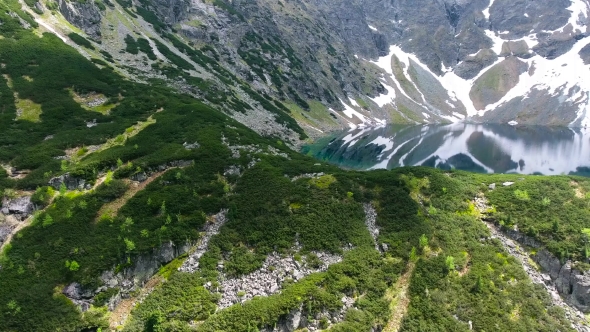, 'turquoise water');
303,123,590,176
